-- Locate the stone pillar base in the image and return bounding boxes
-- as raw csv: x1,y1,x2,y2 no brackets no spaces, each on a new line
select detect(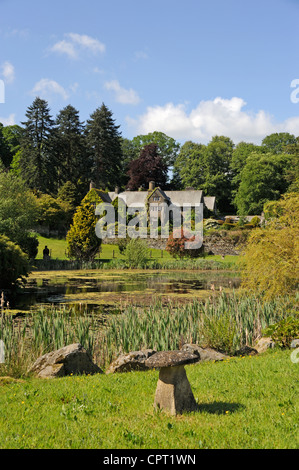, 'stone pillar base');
154,365,198,415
